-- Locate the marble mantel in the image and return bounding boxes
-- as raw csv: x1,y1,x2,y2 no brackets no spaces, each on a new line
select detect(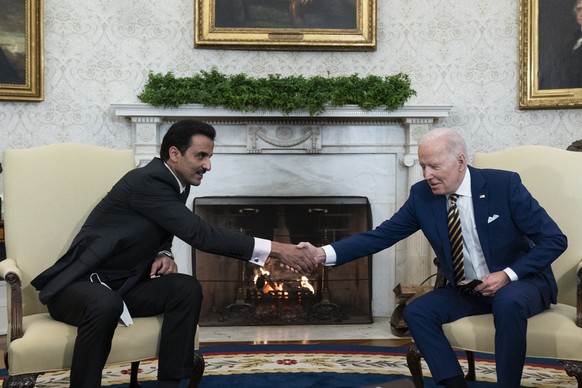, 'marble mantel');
112,103,452,317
